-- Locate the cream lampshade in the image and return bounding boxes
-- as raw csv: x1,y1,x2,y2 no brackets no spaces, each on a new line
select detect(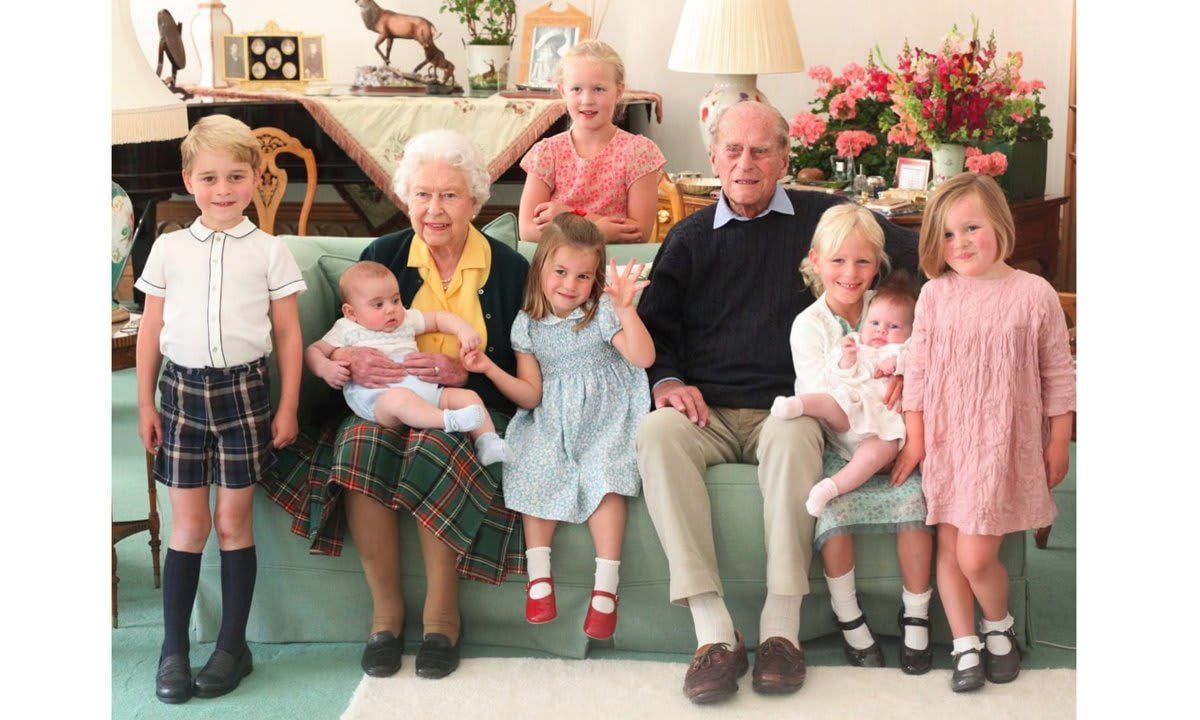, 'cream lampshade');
668,0,805,151
112,0,189,315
